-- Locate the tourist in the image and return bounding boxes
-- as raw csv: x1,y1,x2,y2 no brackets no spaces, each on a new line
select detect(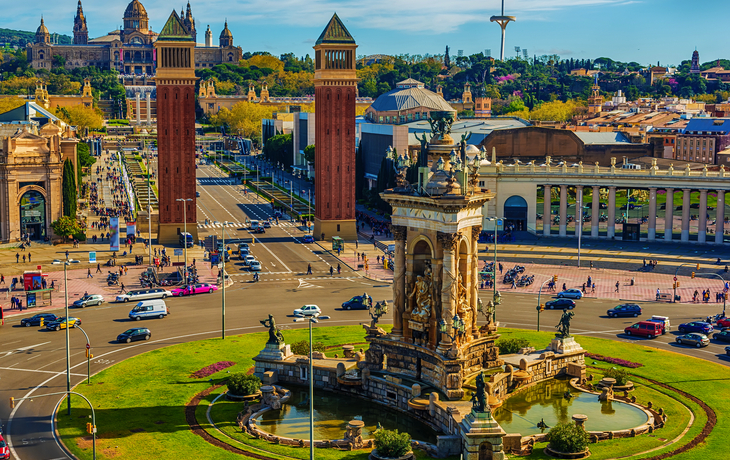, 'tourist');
615,281,620,293
87,268,93,279
15,253,19,263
